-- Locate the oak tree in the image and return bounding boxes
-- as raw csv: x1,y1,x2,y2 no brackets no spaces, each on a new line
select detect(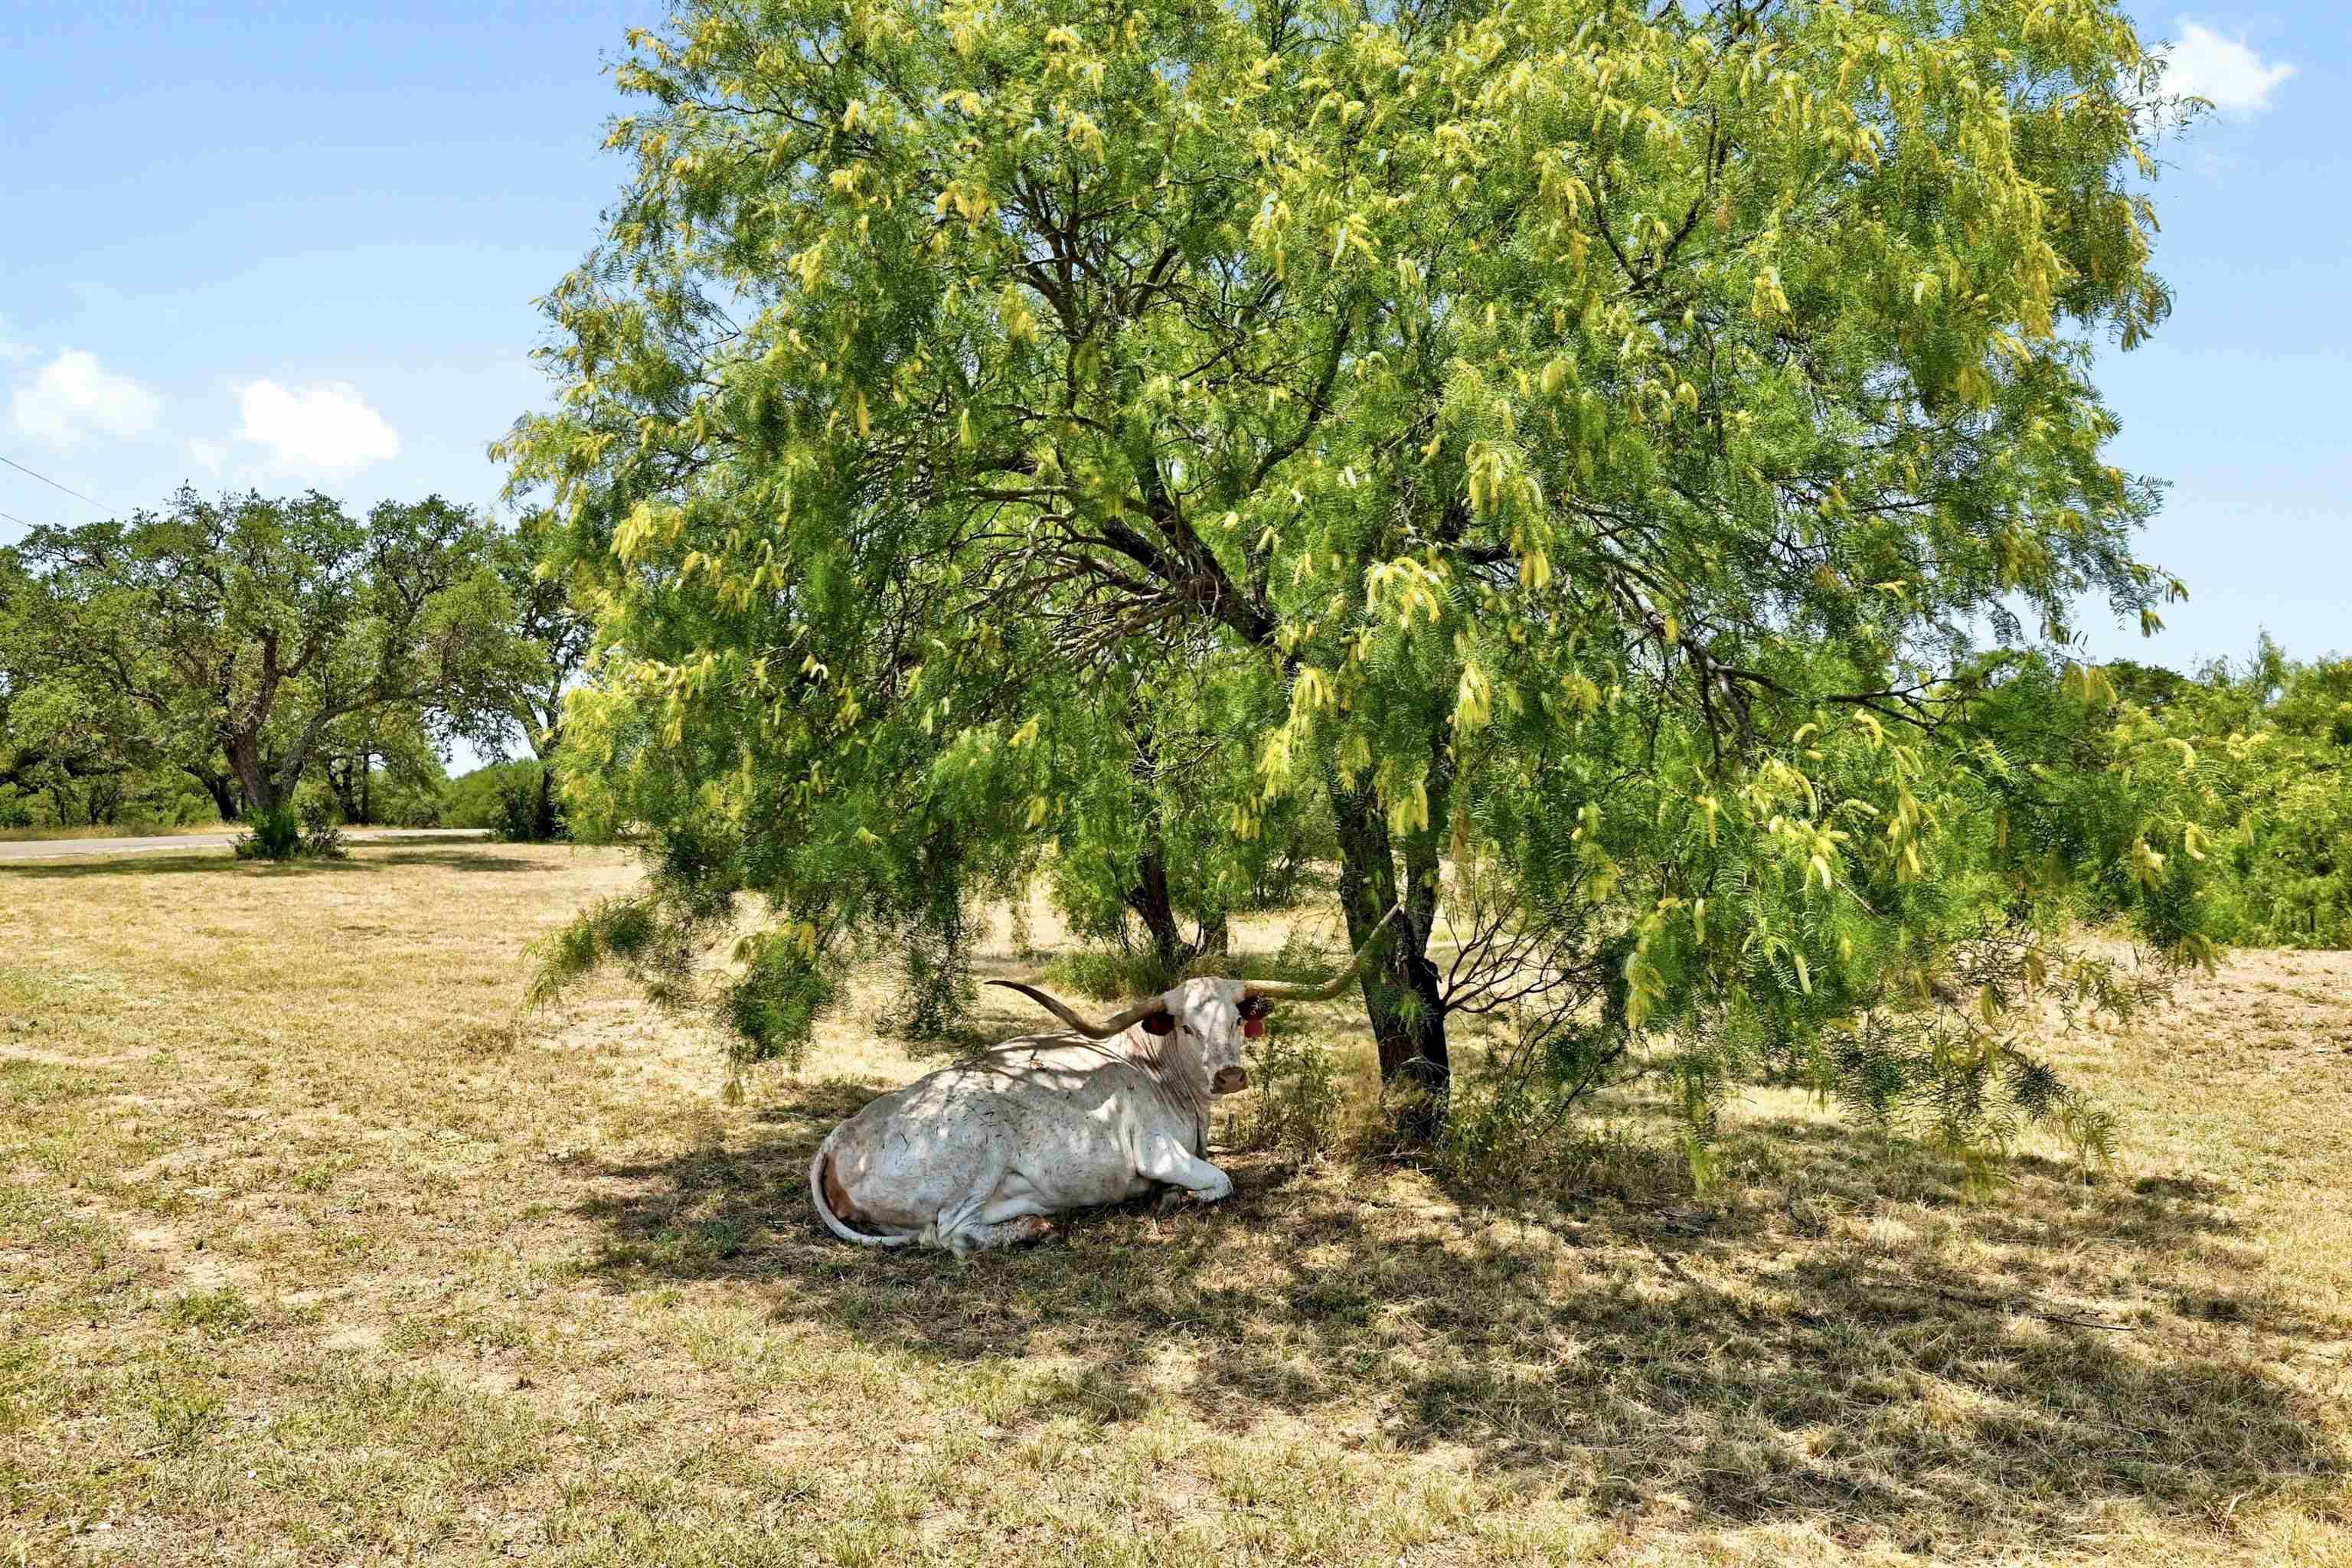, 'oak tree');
8,488,518,822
